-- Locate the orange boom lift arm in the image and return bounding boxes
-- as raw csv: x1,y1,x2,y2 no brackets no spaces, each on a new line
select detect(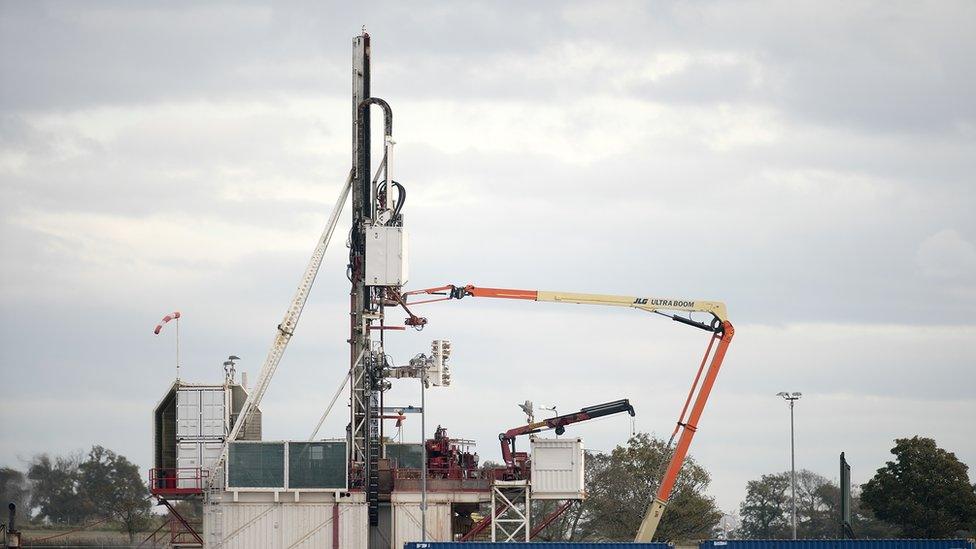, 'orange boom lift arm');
399,284,734,541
